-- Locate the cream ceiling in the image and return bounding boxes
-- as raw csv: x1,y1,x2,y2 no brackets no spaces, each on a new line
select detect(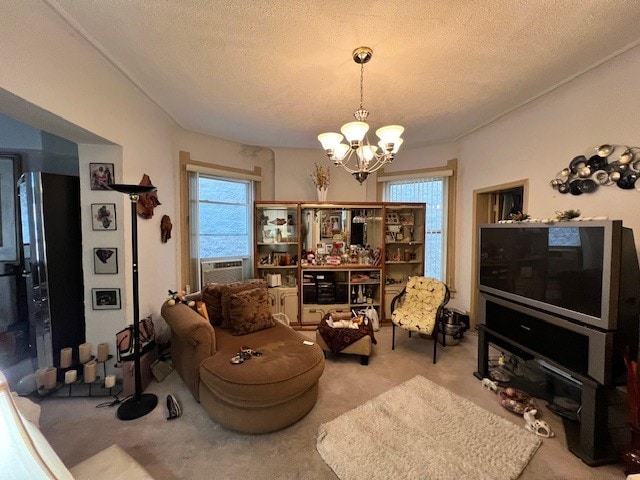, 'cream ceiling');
47,0,640,149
